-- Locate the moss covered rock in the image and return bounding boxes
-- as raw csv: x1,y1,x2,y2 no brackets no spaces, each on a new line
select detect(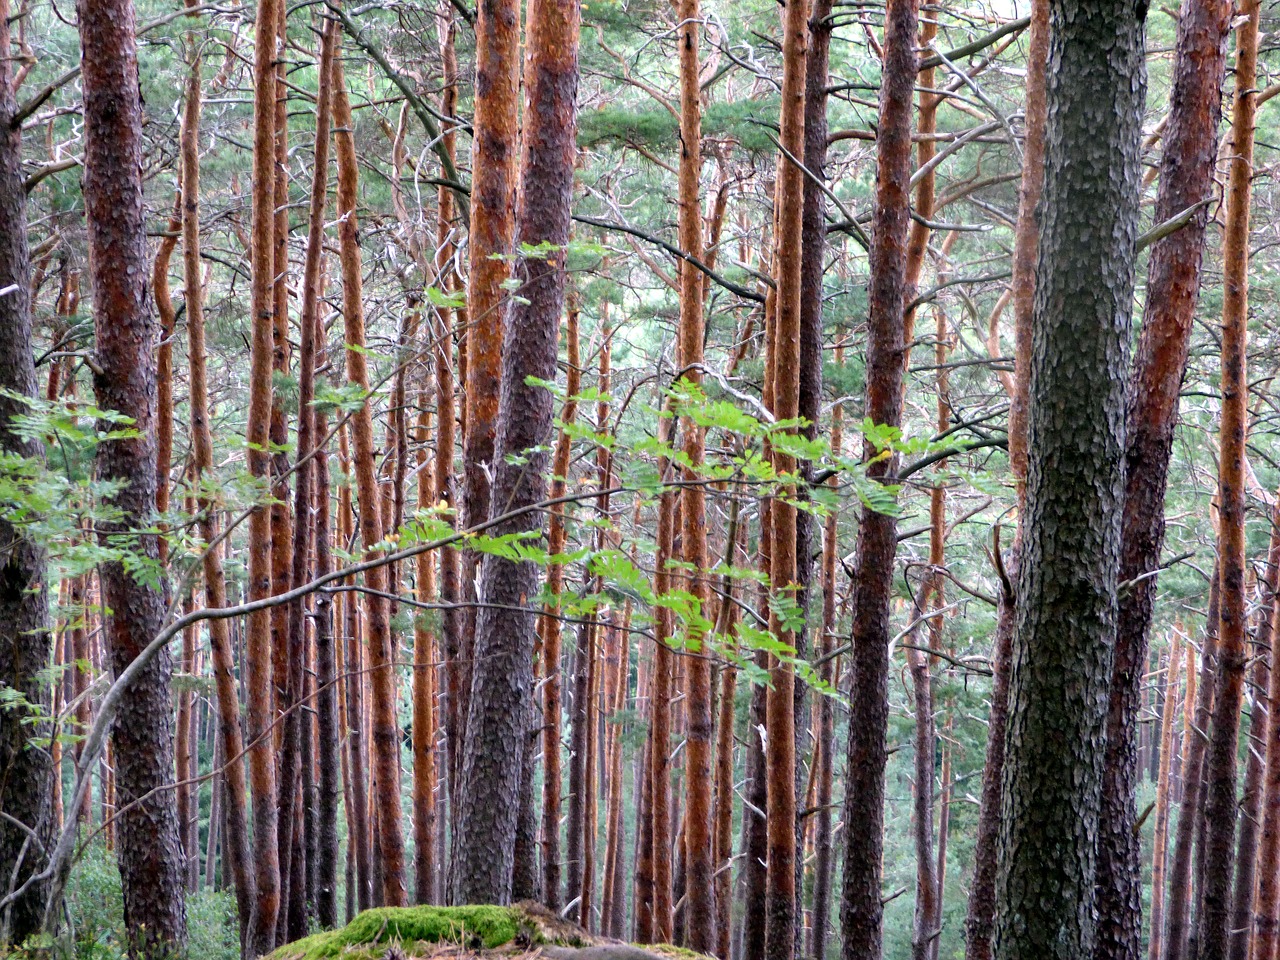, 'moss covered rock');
268,903,704,960
268,905,522,960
